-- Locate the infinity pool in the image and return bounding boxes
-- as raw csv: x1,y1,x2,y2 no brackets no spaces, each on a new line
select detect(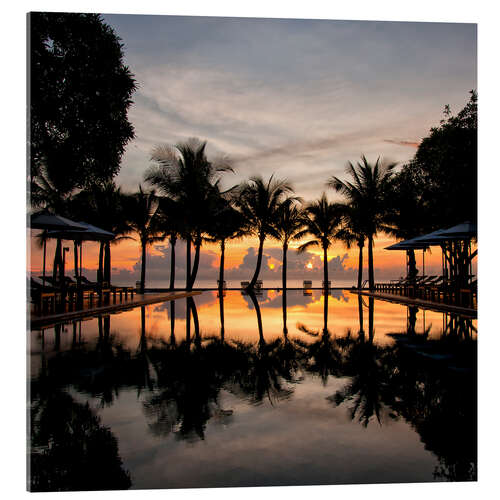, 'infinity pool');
28,290,477,491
